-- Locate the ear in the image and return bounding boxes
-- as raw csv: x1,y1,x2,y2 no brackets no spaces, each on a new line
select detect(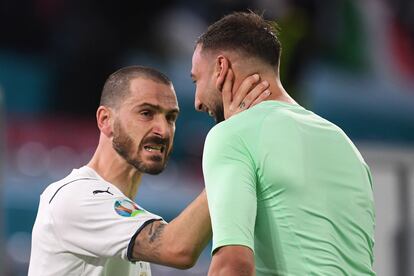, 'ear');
96,106,113,138
215,55,230,92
